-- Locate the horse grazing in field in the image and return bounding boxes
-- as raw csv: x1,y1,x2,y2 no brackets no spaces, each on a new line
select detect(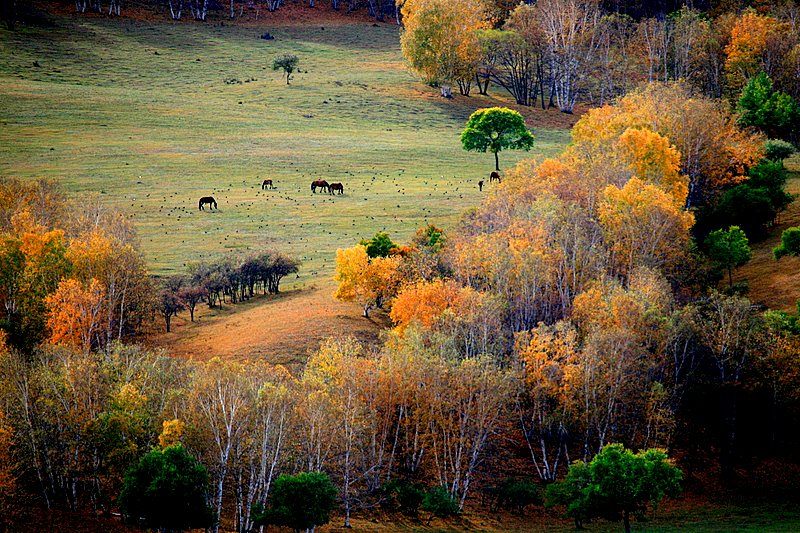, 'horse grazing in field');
199,196,217,210
478,180,484,191
328,183,344,195
489,171,501,183
311,180,329,193
261,179,274,190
